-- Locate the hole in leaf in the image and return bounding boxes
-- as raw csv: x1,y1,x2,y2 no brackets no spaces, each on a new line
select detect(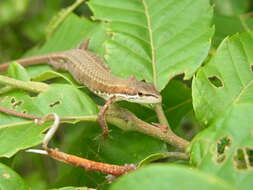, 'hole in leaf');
10,97,15,104
246,148,253,167
12,100,22,108
208,76,223,88
28,92,39,97
234,148,247,170
217,136,231,155
216,136,231,164
217,155,226,163
49,100,61,107
251,65,253,73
